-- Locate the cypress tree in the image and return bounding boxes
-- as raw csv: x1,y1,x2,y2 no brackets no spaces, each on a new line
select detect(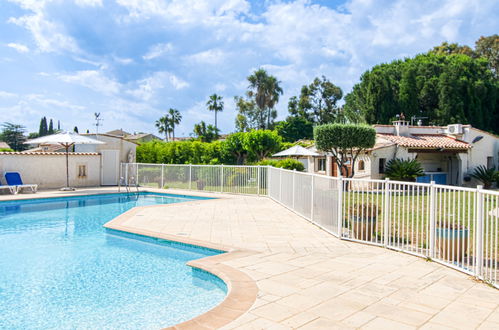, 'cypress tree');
74,126,79,133
57,120,60,131
38,117,48,136
48,119,54,134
